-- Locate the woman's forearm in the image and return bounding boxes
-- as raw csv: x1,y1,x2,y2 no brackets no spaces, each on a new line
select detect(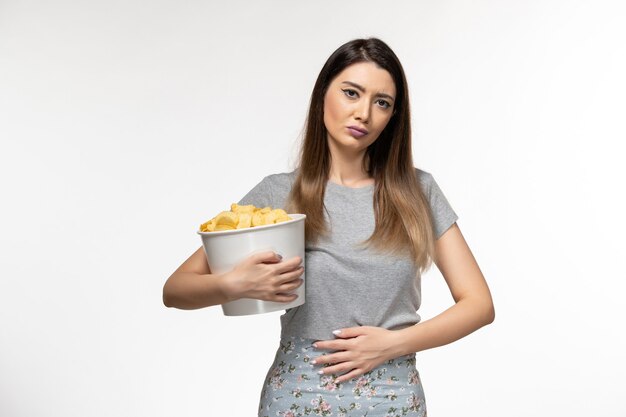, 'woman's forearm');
392,297,495,357
162,271,233,310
